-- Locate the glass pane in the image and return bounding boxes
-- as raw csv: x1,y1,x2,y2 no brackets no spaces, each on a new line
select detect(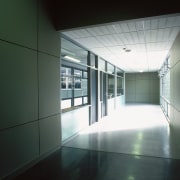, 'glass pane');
61,67,72,89
117,77,123,96
168,103,170,118
108,74,115,99
117,68,124,77
90,53,96,68
74,89,82,97
61,99,71,109
82,79,88,96
61,37,88,66
74,97,82,106
107,63,115,74
61,89,73,99
83,96,88,104
98,58,106,71
83,71,88,78
74,69,82,89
